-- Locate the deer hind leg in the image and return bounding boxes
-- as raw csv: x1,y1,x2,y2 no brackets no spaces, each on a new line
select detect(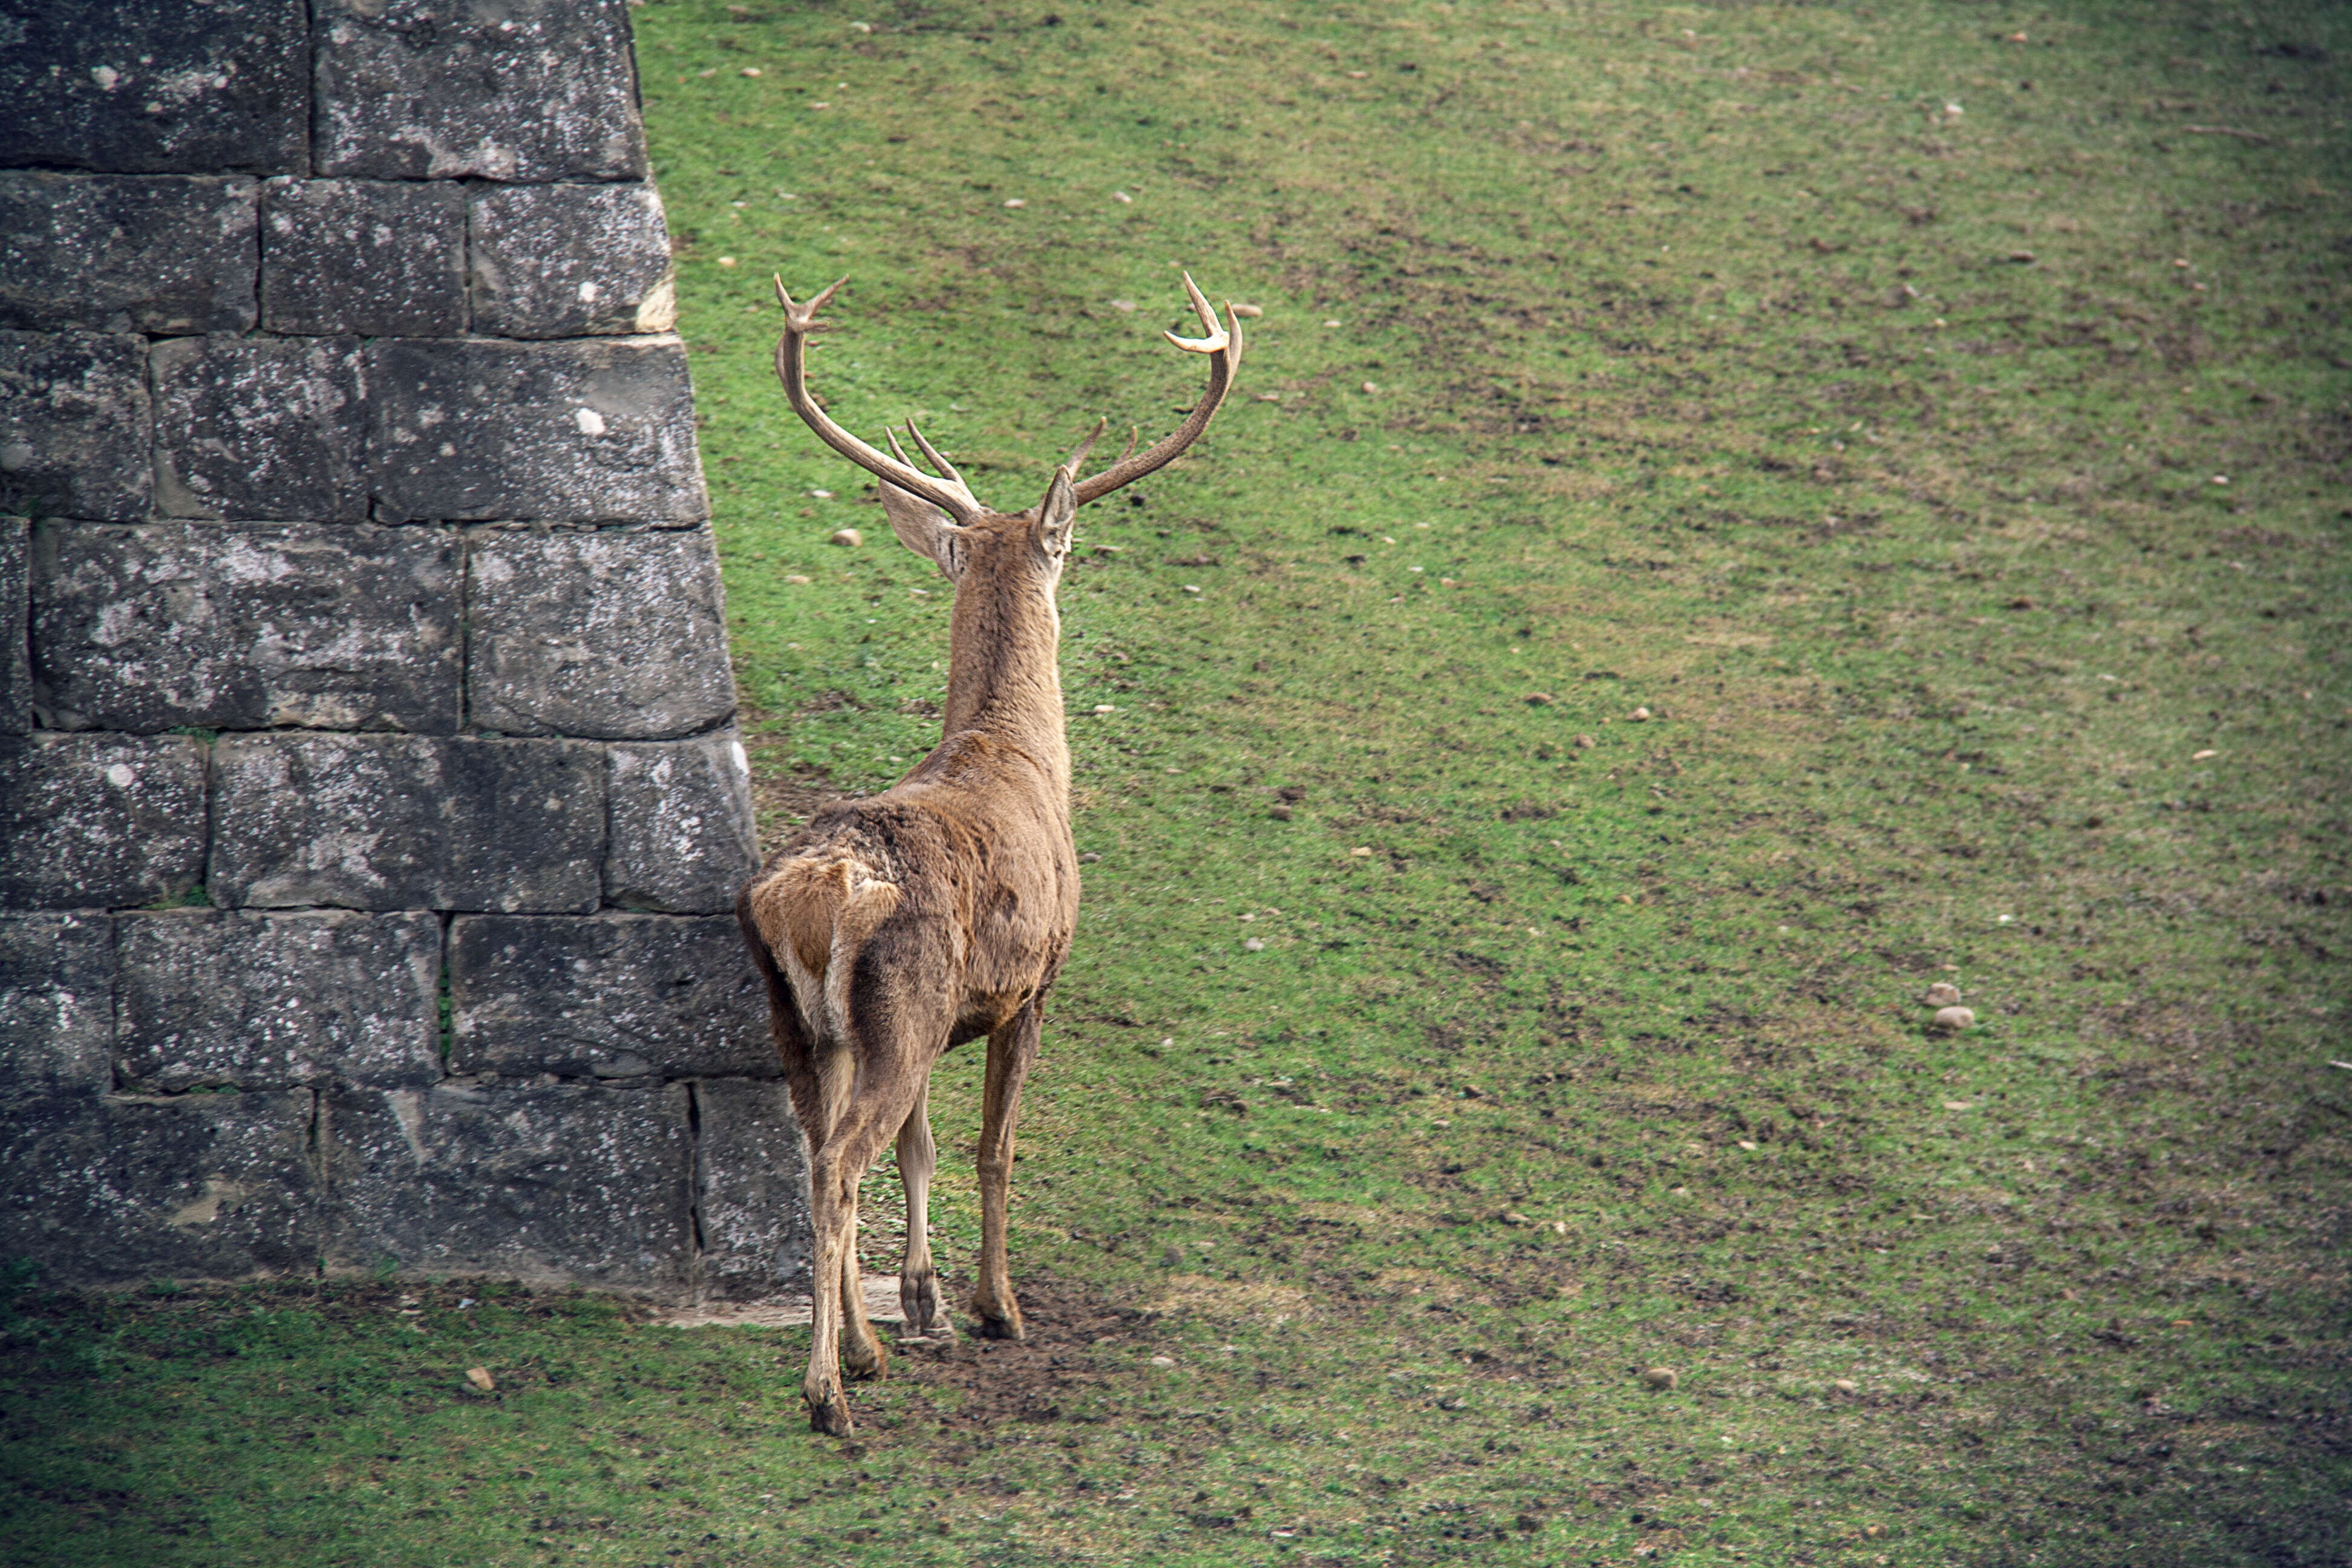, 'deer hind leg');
971,998,1044,1341
895,1079,949,1338
801,1156,857,1434
837,1178,890,1381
